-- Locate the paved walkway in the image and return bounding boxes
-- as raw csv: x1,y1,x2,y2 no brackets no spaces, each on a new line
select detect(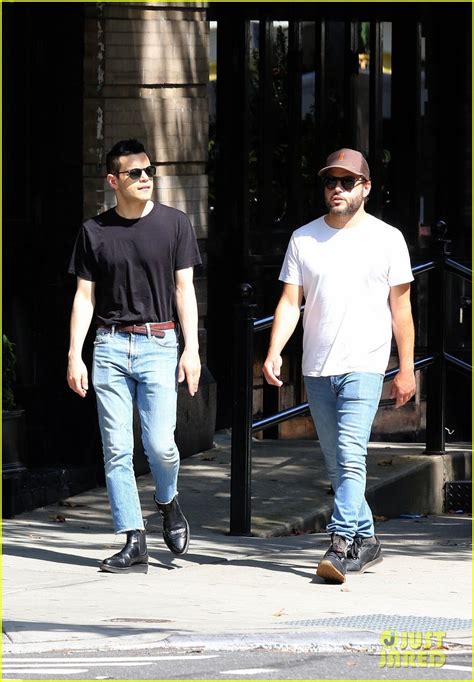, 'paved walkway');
2,433,472,654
